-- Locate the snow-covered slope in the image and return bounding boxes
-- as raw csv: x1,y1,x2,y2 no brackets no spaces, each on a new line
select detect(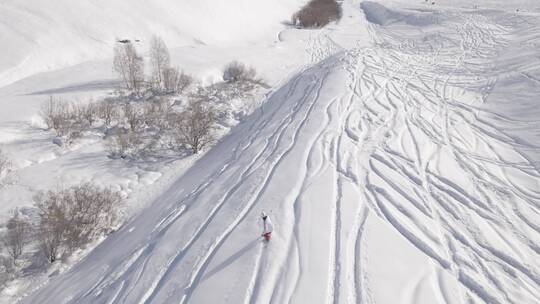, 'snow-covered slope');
0,0,304,87
19,1,540,303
